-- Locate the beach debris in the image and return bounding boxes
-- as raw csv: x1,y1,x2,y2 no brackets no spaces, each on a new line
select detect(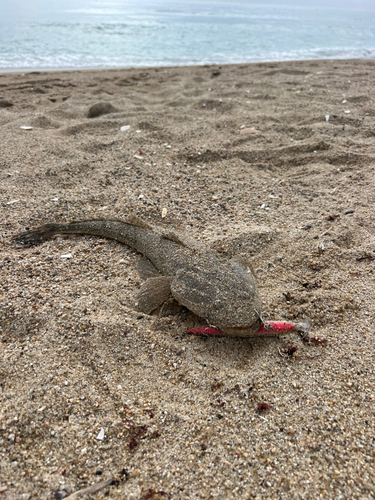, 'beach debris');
162,208,168,218
278,343,298,358
325,115,330,122
134,154,144,160
240,127,259,135
6,199,20,205
87,102,117,118
143,408,155,418
96,428,105,440
129,425,147,450
140,488,168,499
256,402,271,413
20,126,33,130
0,486,8,493
120,125,130,131
342,99,347,103
64,477,117,500
344,110,351,114
60,253,72,259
